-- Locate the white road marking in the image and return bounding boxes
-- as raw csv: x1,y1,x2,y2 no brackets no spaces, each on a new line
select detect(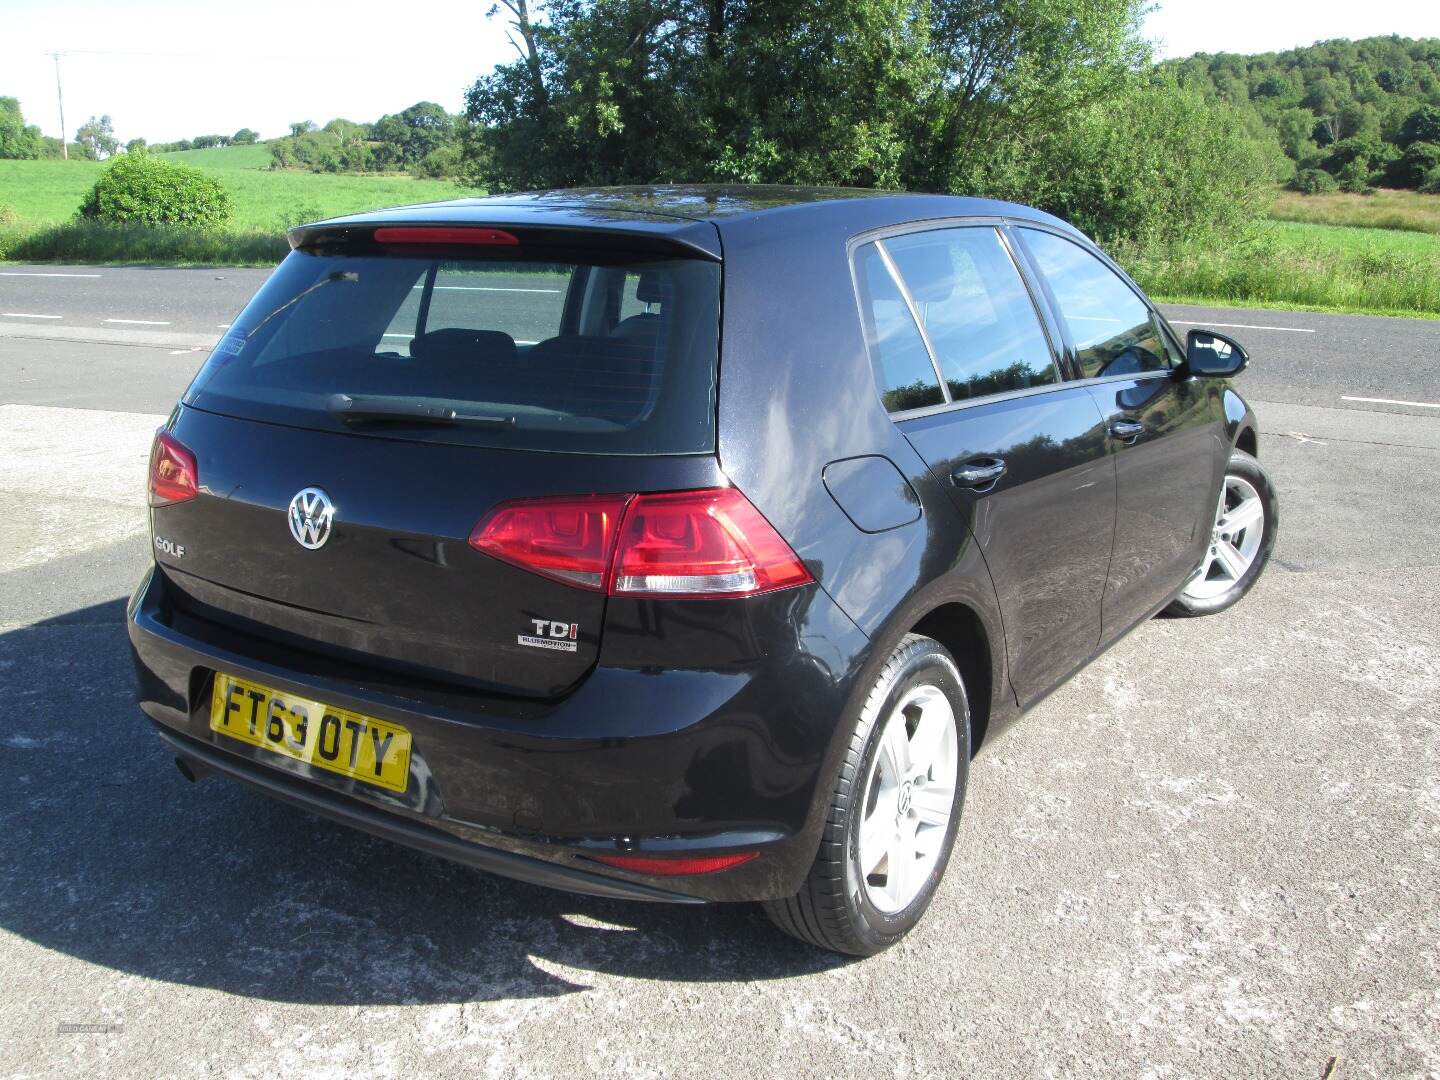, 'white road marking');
105,318,172,326
2,313,62,319
1341,395,1440,410
0,271,102,278
411,285,562,294
1169,319,1315,333
217,323,231,329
